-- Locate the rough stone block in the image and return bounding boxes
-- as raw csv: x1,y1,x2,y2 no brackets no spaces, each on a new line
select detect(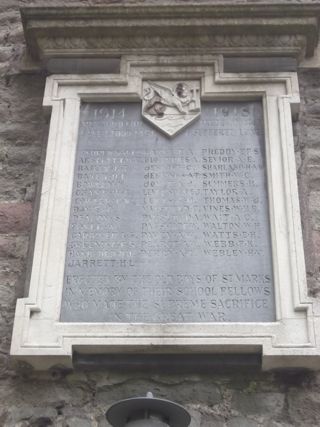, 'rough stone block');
0,202,32,233
307,166,320,190
6,406,57,426
309,191,320,230
307,124,320,147
0,235,28,259
227,417,258,427
62,416,92,427
308,148,320,165
231,391,285,416
288,390,320,426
